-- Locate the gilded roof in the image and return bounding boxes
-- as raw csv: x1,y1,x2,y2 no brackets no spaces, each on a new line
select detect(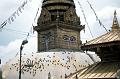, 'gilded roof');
82,11,120,48
67,62,120,79
85,29,120,46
